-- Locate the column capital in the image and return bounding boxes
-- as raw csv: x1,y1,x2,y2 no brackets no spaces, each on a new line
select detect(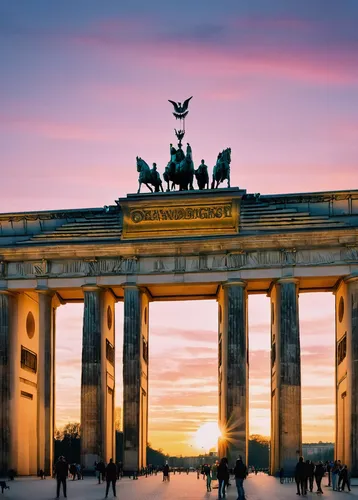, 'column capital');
276,277,300,285
344,273,358,284
36,287,56,297
82,285,102,293
122,282,139,289
0,289,17,297
222,279,247,288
